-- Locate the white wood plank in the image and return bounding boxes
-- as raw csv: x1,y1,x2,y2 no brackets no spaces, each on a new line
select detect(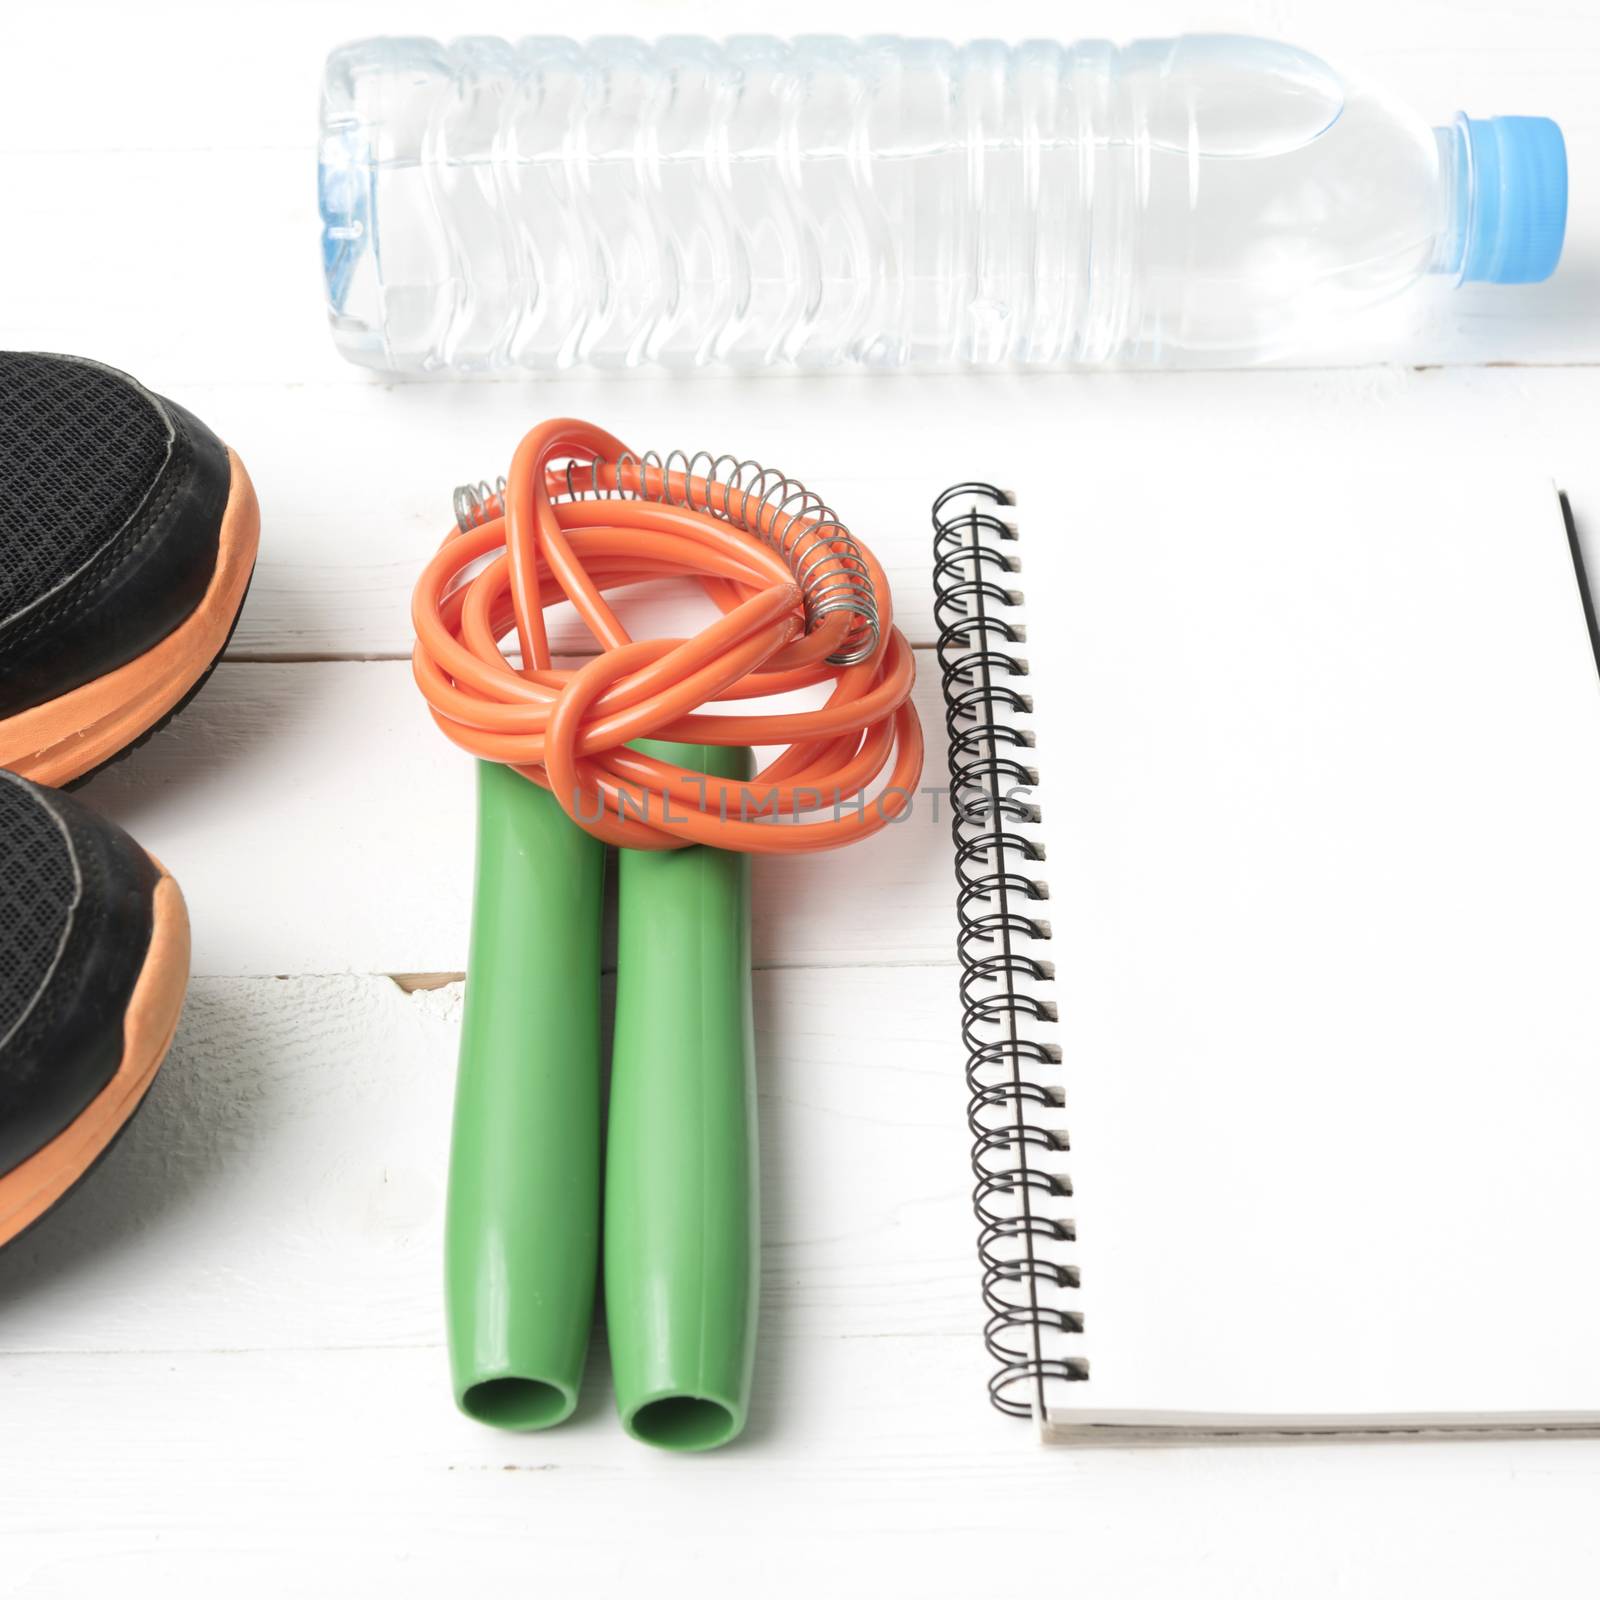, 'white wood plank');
0,968,972,1354
71,656,959,977
117,365,1600,662
0,947,1595,1597
2,1339,1599,1597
